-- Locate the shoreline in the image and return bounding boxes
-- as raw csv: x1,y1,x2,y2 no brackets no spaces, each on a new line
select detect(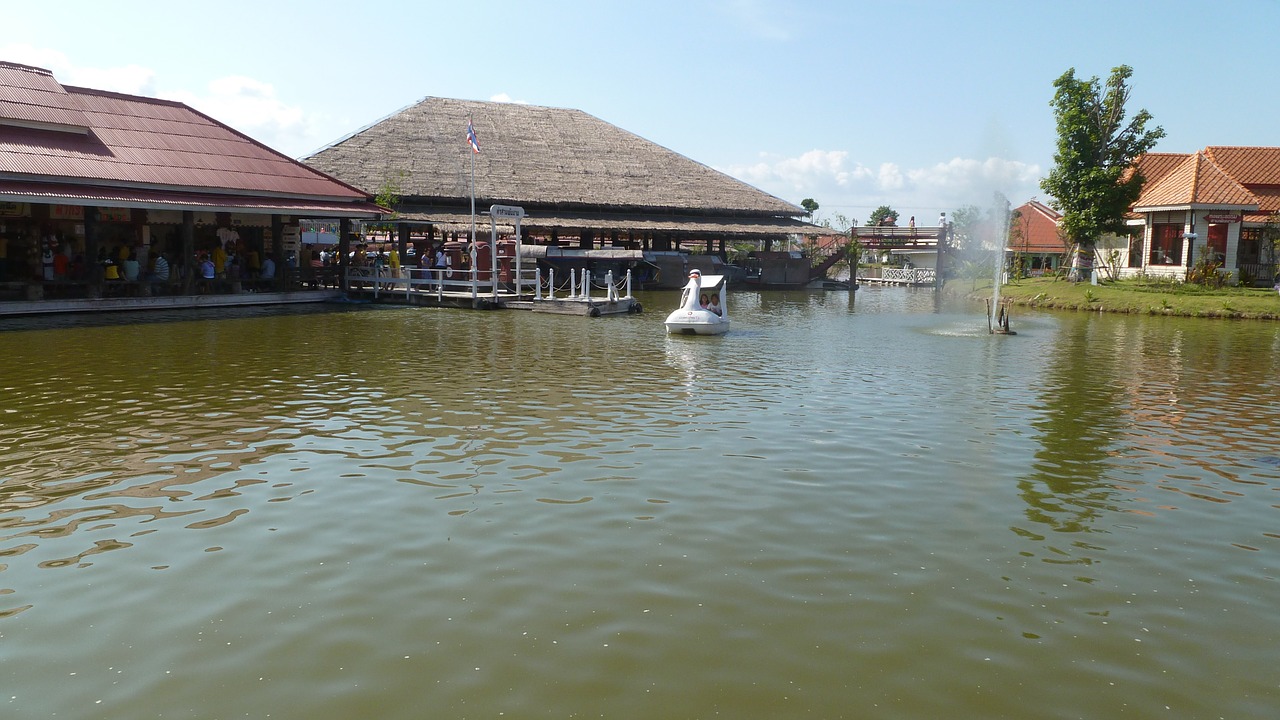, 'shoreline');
953,276,1280,320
